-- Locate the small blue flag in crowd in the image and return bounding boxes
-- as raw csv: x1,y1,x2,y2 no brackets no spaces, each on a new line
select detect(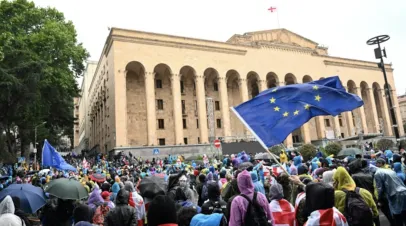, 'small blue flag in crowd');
232,76,363,148
42,139,76,171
